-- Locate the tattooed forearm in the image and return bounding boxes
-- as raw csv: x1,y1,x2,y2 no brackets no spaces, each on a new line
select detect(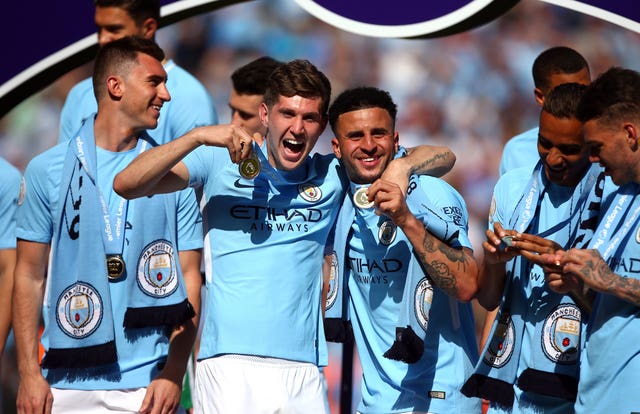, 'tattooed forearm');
579,251,640,307
417,231,473,298
424,260,457,296
615,277,640,307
